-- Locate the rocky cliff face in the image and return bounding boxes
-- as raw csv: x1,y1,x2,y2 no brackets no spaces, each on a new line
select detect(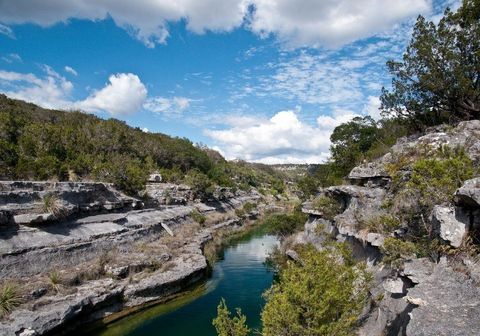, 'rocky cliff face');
299,120,480,336
0,181,262,336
